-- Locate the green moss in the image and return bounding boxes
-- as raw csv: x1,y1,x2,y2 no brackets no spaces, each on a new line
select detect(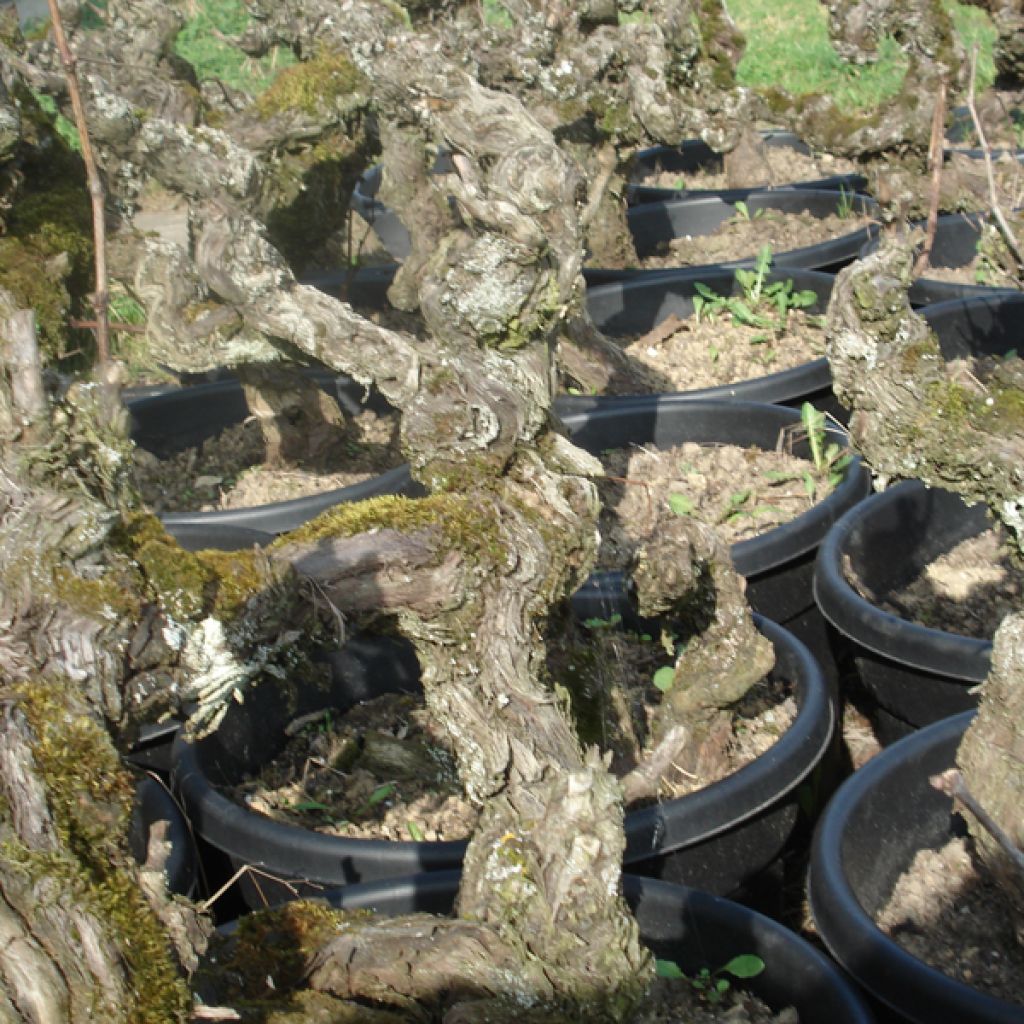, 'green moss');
277,493,507,568
51,564,143,621
194,547,264,621
256,50,365,118
0,88,94,367
899,335,943,374
9,681,189,1023
135,538,210,621
236,901,366,993
984,385,1024,429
